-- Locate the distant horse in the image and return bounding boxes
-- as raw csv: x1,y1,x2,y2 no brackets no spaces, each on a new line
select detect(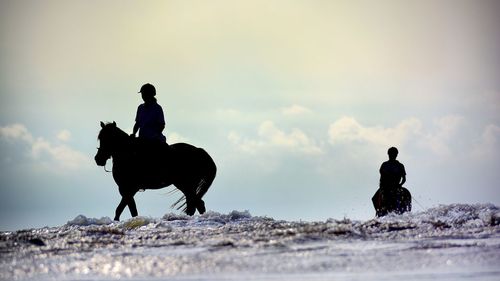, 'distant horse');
372,186,412,217
95,122,216,221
